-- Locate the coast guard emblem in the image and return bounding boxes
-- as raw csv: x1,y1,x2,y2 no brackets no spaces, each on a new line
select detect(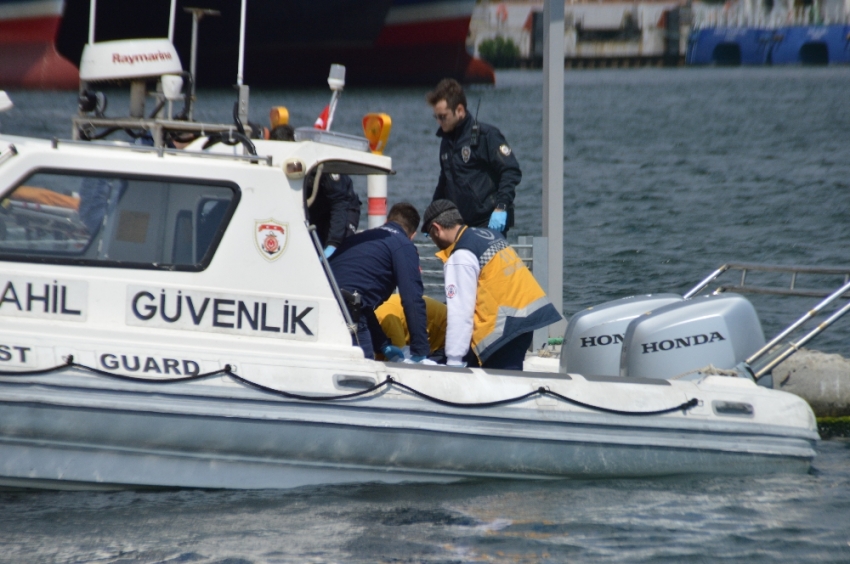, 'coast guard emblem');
499,144,511,156
255,219,288,261
462,146,471,163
